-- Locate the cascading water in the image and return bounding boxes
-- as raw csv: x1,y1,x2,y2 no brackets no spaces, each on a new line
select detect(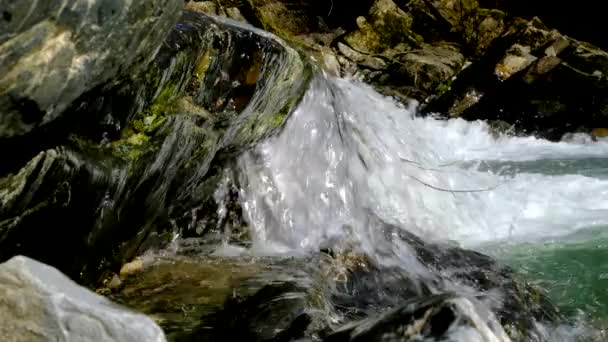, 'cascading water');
234,74,608,339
